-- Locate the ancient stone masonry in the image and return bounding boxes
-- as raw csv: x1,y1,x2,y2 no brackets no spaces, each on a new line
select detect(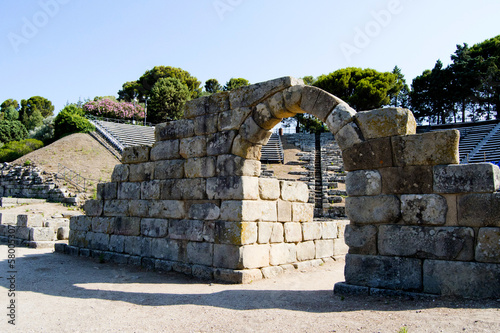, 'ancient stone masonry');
60,76,500,297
